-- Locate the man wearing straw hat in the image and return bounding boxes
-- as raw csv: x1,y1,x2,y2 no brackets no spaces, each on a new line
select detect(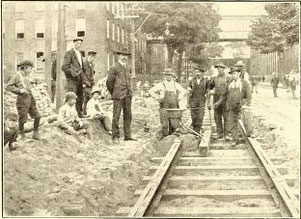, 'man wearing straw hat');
187,65,212,134
149,68,186,139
